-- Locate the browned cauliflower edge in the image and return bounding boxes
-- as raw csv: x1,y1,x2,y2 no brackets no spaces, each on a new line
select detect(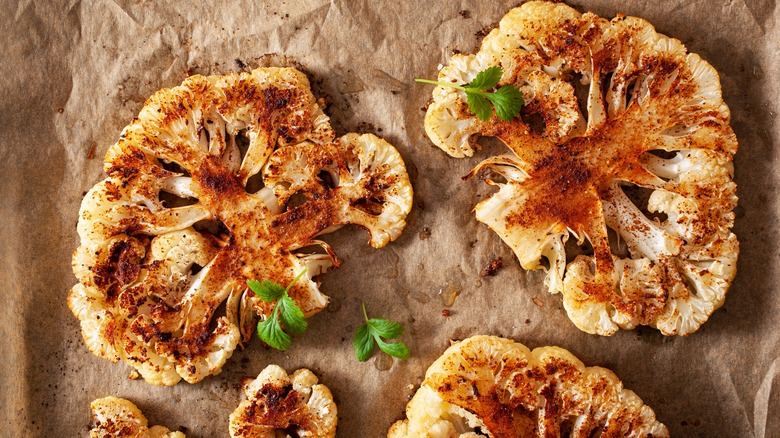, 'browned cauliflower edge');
68,67,413,385
230,365,337,438
89,396,185,438
388,335,668,438
422,0,738,335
